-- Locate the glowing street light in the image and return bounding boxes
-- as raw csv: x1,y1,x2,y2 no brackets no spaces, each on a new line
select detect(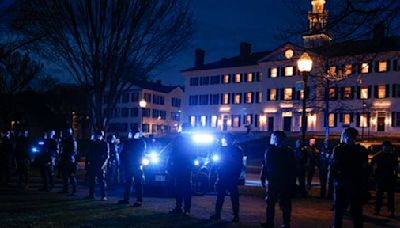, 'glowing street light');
139,99,147,133
297,52,313,144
